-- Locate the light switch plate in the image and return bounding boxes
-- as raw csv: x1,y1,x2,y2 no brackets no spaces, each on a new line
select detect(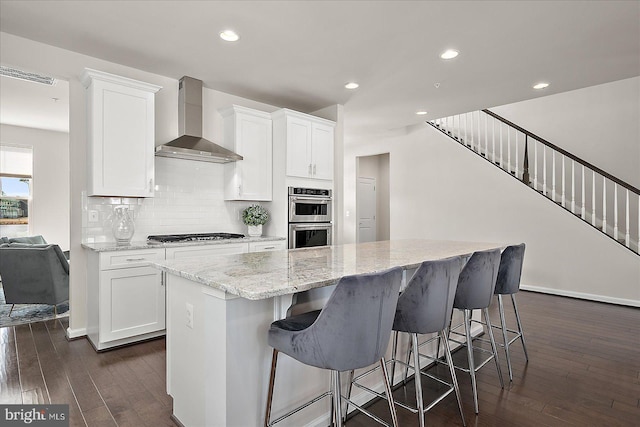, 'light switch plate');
88,210,99,223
